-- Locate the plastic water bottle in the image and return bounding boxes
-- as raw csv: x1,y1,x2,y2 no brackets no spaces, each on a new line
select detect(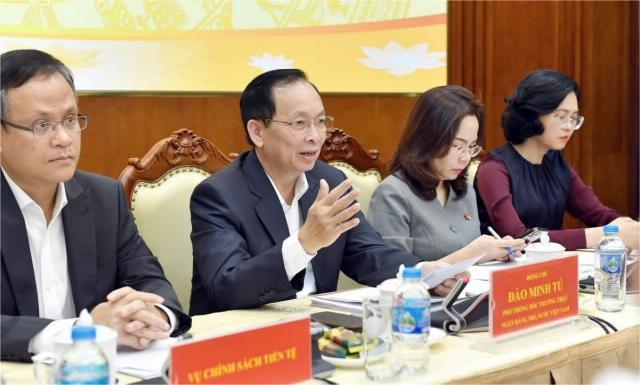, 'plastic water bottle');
59,326,109,384
392,267,430,375
595,225,627,312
